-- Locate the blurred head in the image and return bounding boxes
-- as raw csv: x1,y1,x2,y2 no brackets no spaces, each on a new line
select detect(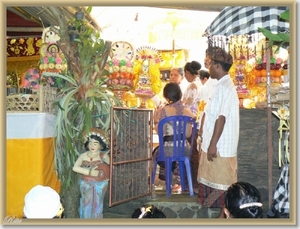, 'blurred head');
204,46,214,69
23,185,63,218
184,60,201,82
199,69,210,85
132,204,166,218
169,67,184,85
163,82,182,103
224,181,263,218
